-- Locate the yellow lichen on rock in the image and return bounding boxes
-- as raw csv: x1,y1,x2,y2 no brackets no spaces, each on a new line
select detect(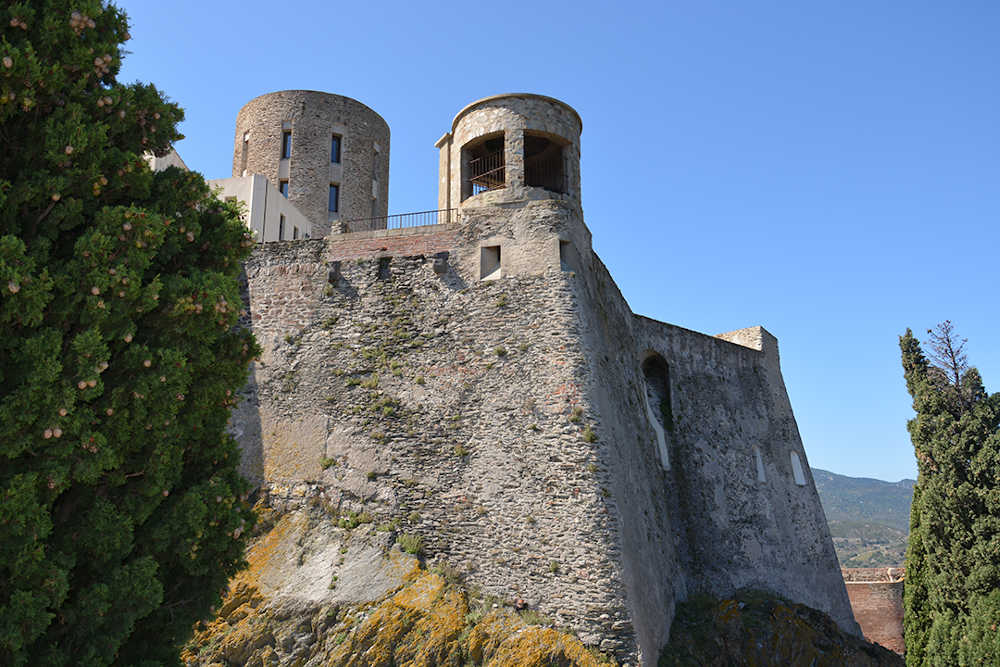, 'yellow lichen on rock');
326,572,469,666
184,514,611,666
467,609,603,667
